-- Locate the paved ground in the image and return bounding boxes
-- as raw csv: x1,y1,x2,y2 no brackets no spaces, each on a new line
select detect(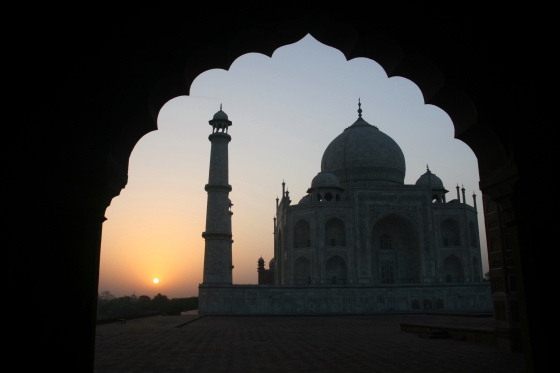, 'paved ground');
94,314,525,372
